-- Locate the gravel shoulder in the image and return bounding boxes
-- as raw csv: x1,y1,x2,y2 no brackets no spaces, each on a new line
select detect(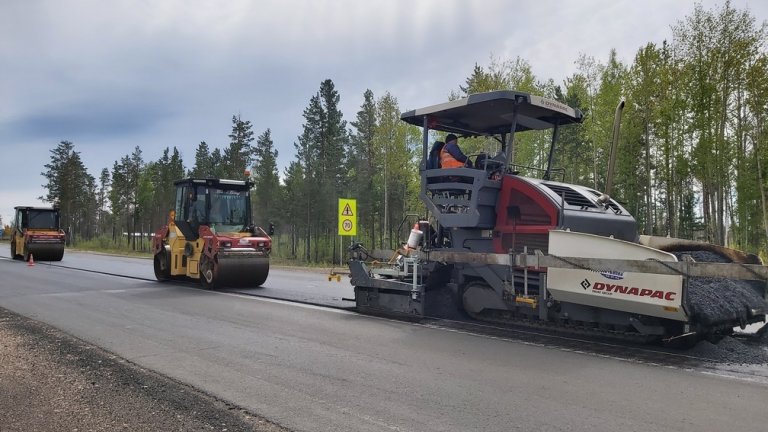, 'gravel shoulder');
0,306,288,432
